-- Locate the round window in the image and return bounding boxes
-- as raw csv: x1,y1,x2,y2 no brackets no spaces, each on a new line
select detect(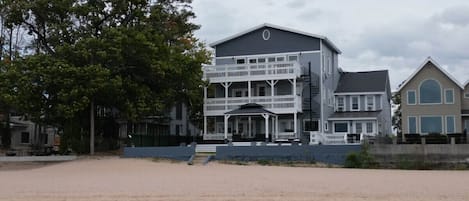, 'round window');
262,29,271,40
